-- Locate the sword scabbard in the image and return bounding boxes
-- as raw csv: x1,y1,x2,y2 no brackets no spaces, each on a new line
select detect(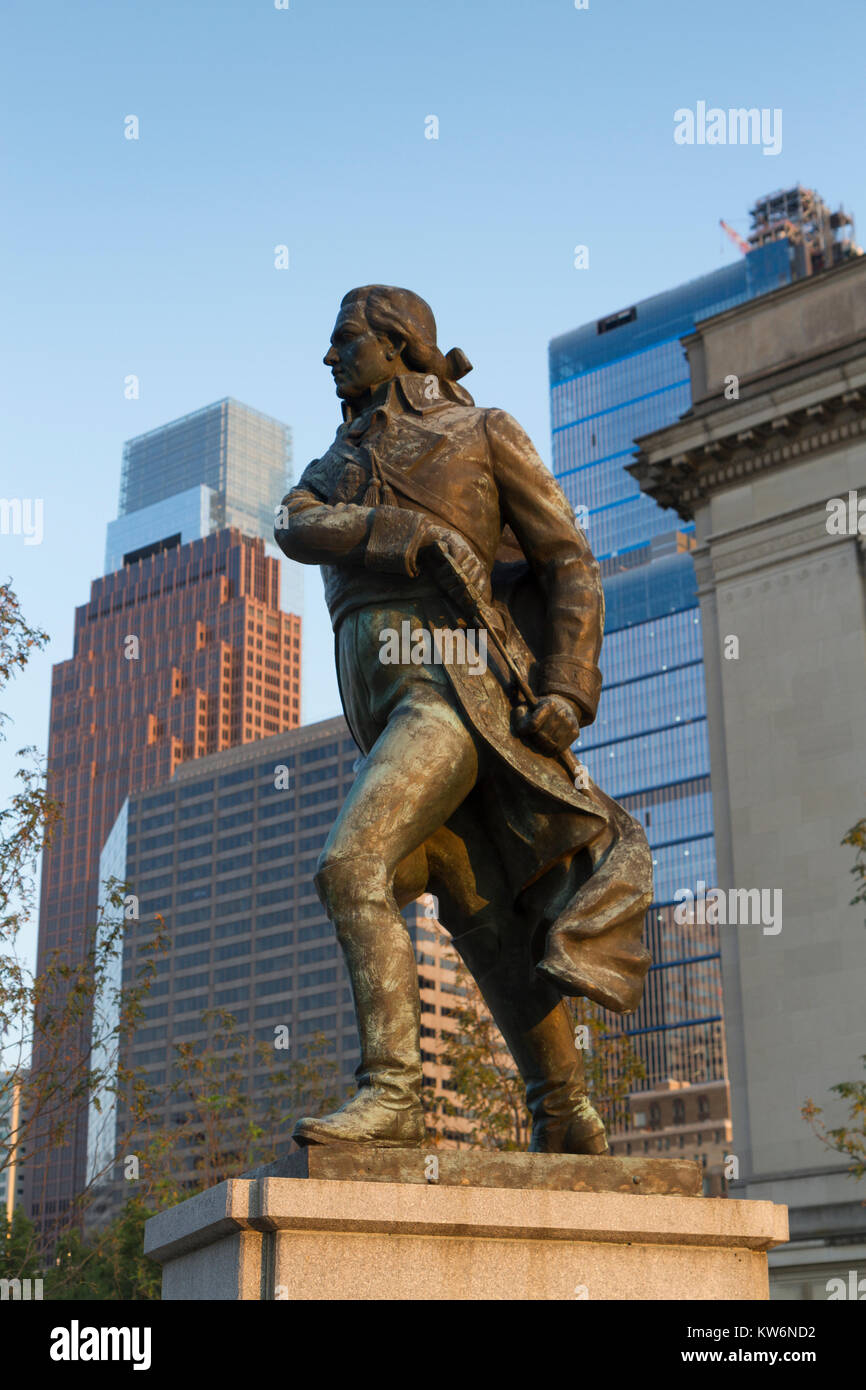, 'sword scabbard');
434,544,581,786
